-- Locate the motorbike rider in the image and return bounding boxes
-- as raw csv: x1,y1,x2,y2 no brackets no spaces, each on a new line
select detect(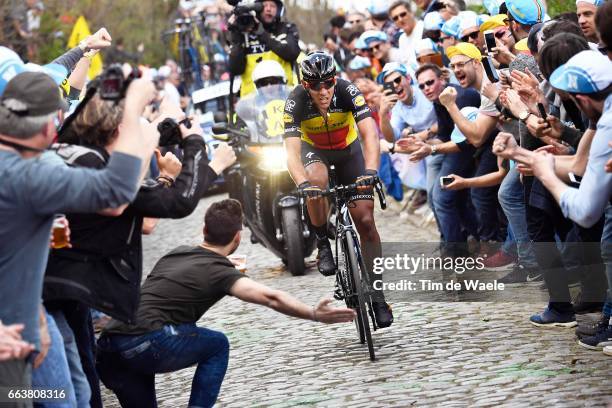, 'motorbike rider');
228,0,301,97
283,51,394,328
